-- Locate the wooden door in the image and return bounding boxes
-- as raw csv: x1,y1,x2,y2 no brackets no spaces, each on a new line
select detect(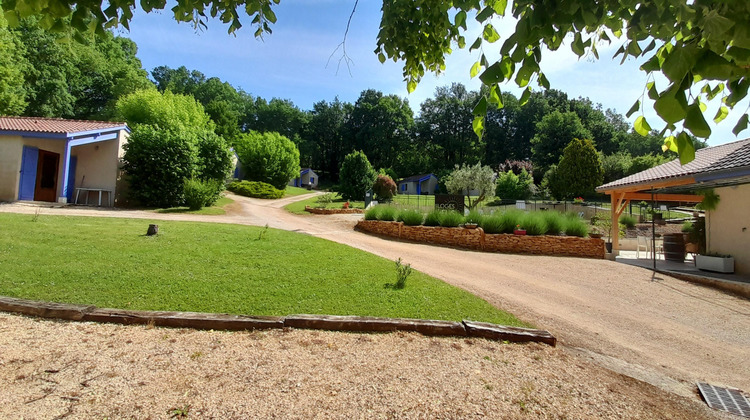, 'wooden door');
34,149,59,202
